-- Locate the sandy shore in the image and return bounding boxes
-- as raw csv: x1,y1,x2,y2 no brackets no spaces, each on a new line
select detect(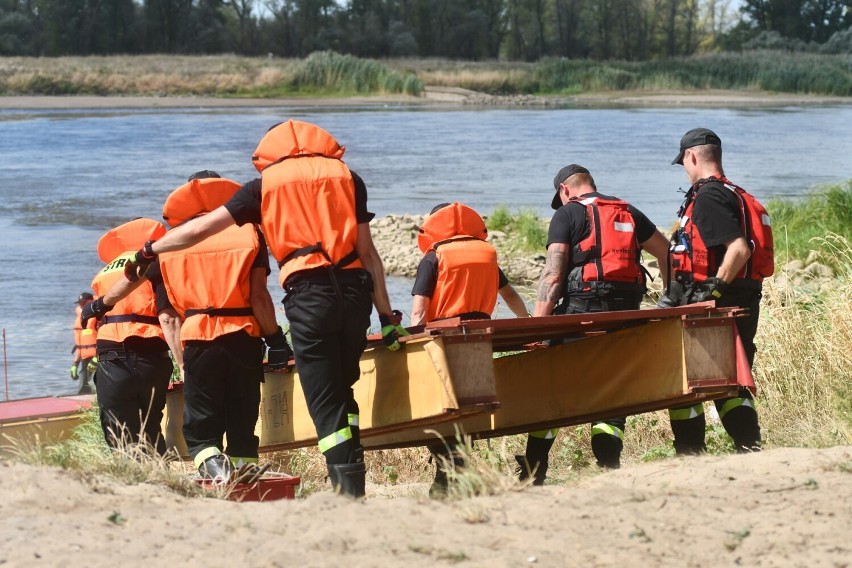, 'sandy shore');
1,89,851,110
2,445,850,566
